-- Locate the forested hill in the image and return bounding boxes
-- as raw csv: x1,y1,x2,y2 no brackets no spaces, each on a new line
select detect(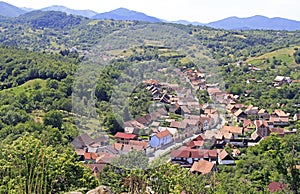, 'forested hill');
1,10,300,64
0,11,137,51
